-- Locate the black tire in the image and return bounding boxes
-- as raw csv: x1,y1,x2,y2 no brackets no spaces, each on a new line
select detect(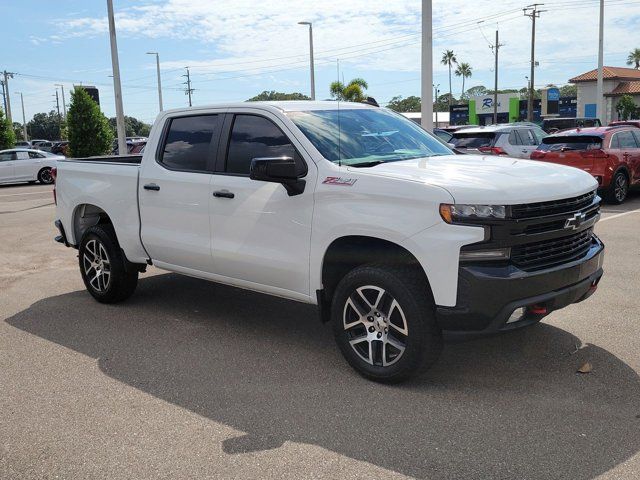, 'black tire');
604,170,629,204
78,225,138,303
37,167,53,184
331,264,442,383
28,180,37,184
